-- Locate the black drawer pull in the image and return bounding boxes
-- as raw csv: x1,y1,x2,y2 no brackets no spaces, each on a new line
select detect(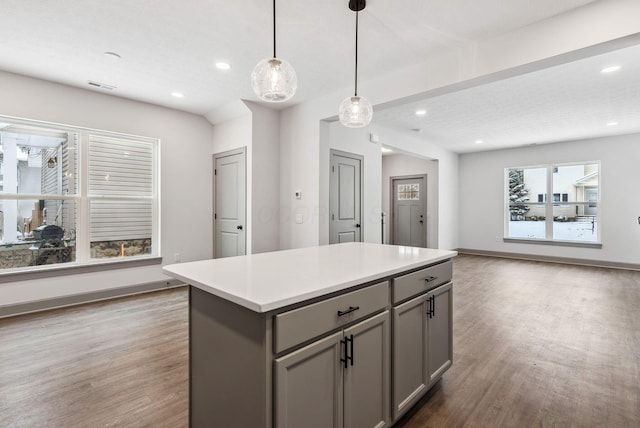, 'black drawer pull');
337,306,360,317
425,276,438,283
